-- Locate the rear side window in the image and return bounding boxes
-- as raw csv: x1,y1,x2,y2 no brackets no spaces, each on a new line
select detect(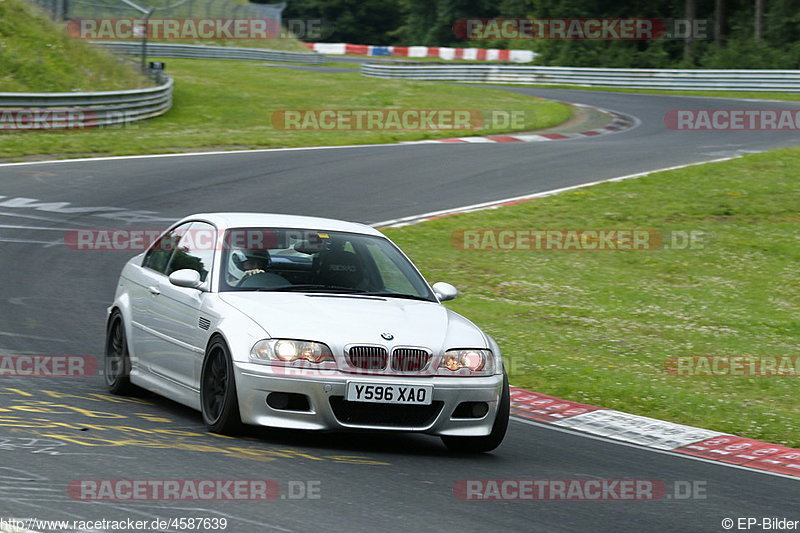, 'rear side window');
142,223,191,274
